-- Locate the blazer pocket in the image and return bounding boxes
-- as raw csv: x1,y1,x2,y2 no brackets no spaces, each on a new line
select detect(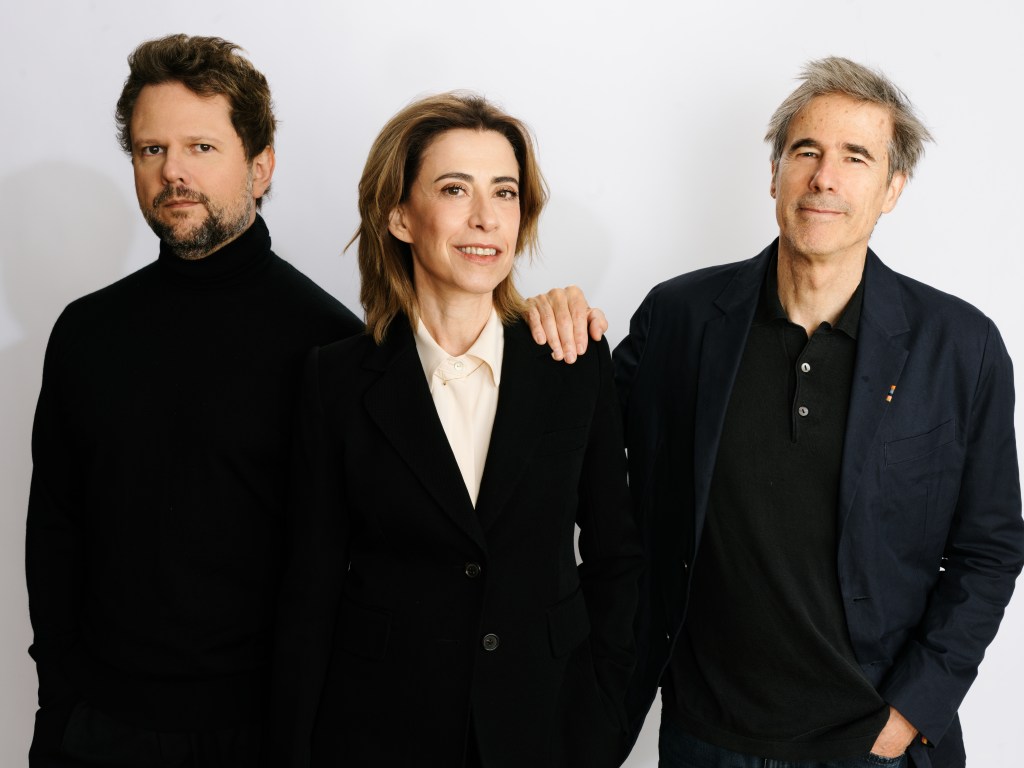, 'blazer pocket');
548,589,591,658
884,419,955,466
336,598,391,662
